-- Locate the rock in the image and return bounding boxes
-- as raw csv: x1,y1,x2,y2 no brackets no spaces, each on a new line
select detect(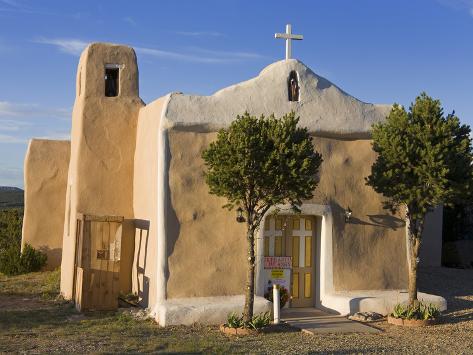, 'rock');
119,307,150,320
348,312,384,322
